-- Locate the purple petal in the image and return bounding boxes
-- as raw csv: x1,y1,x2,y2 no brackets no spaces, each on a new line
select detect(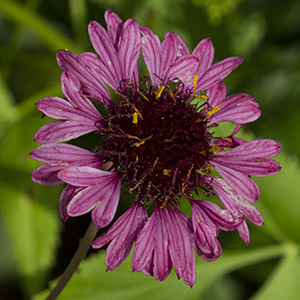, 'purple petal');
172,33,190,58
117,19,141,82
59,185,81,221
160,32,179,80
66,175,121,228
212,93,261,124
196,57,243,92
36,96,101,123
167,207,196,287
237,221,250,245
206,82,227,108
166,55,199,84
34,121,99,143
88,21,123,86
30,143,102,167
58,166,118,187
57,51,111,105
103,204,148,270
152,207,172,281
192,38,214,78
213,156,281,177
215,139,282,160
132,212,156,272
140,27,162,85
31,163,66,185
212,162,260,202
104,10,123,49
